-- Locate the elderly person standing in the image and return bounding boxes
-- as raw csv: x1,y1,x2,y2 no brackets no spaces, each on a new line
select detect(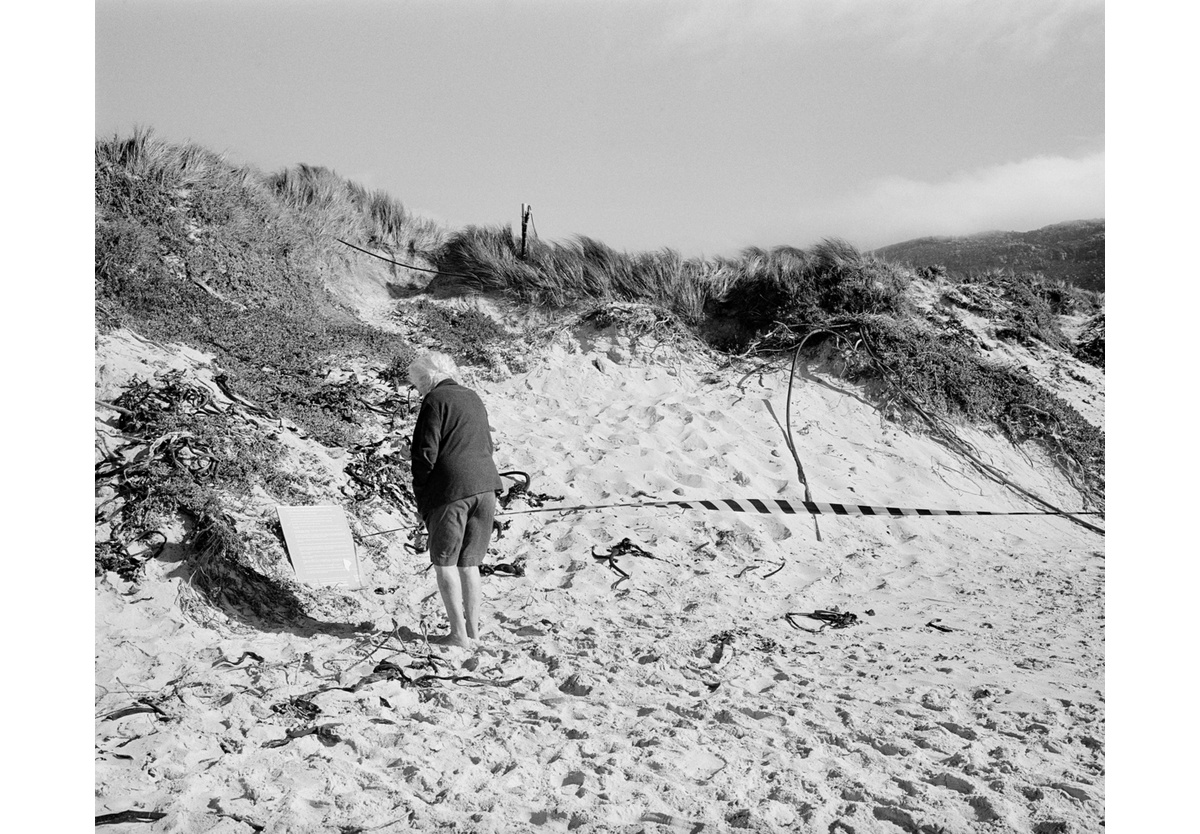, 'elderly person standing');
407,352,503,649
